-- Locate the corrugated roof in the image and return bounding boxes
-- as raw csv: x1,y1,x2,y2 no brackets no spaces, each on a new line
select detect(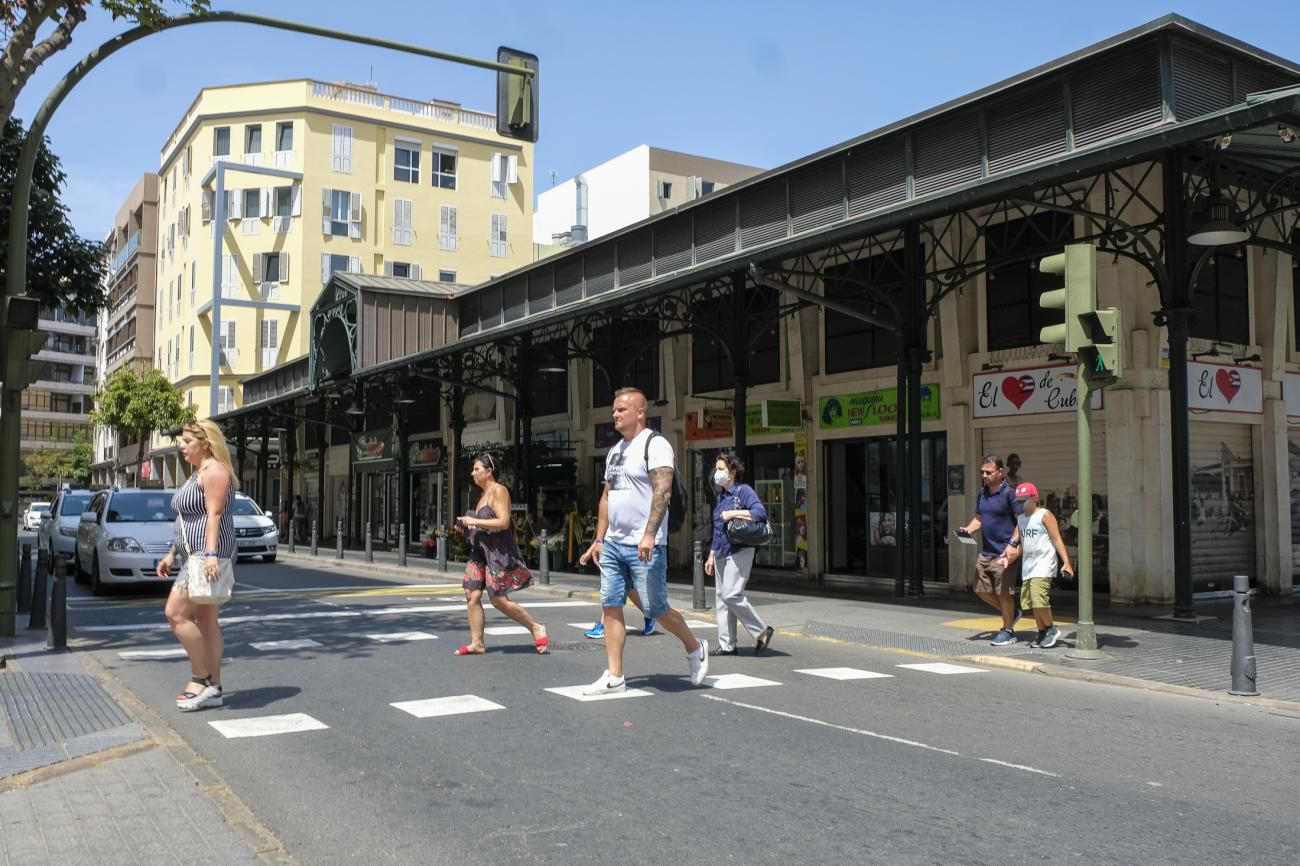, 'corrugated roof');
329,272,466,298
